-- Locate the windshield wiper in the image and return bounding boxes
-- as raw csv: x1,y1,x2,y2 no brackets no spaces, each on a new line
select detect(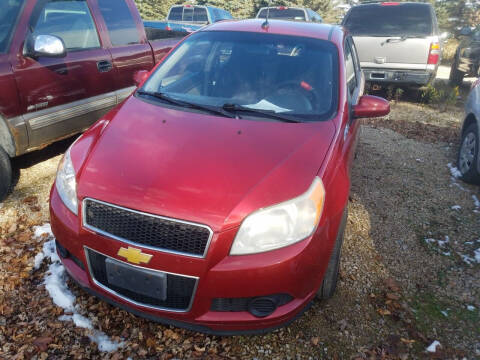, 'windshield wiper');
137,90,237,119
222,103,302,123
